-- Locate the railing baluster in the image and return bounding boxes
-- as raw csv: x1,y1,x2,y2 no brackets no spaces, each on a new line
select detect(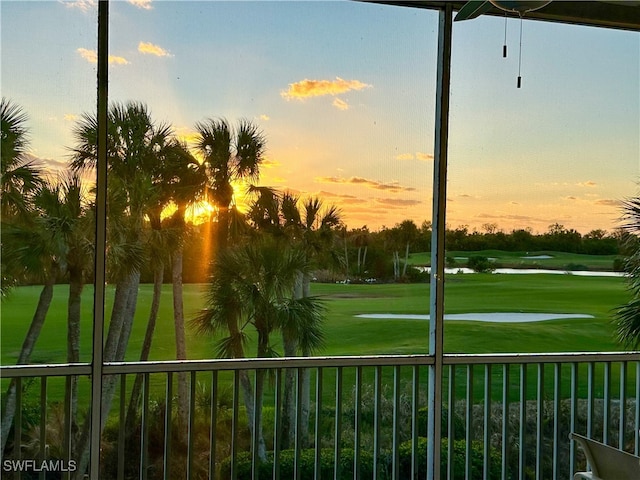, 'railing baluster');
210,370,218,480
449,364,456,480
15,377,22,480
518,364,526,480
252,369,260,480
536,363,544,480
392,366,401,480
314,368,323,480
63,375,72,480
553,363,560,480
483,364,491,480
620,361,627,450
188,371,196,480
373,366,382,480
140,373,150,480
501,364,509,480
273,369,282,480
354,366,363,480
39,376,47,480
411,365,419,480
570,363,578,477
295,368,303,480
334,366,343,480
118,374,126,480
231,370,240,480
465,364,473,480
587,362,594,439
604,362,611,444
633,362,640,455
164,372,173,480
